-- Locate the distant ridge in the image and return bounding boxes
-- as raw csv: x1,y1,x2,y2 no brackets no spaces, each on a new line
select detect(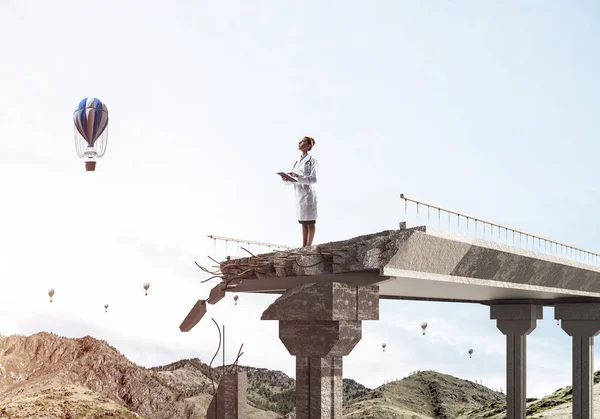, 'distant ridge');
0,332,367,418
345,370,504,419
3,332,598,418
